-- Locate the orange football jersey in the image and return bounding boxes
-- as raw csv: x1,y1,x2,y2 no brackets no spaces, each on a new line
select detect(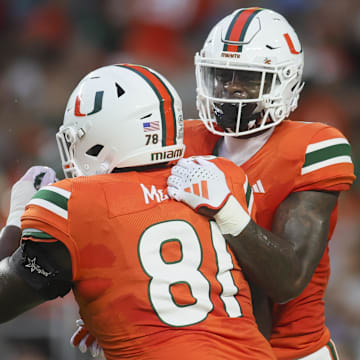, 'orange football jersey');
21,159,275,360
183,119,355,360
